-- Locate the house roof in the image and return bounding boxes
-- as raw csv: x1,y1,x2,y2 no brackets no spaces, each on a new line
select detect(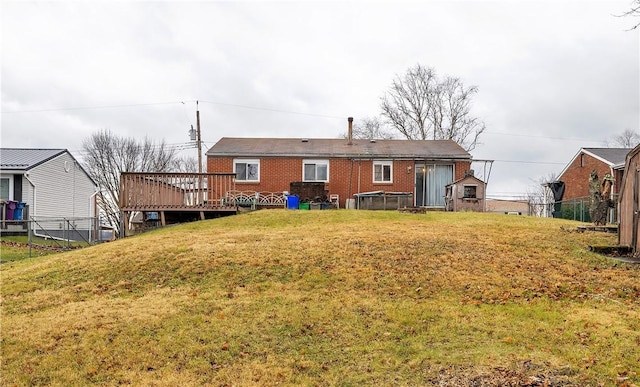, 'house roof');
206,137,471,160
583,148,632,166
0,148,97,186
558,147,632,178
446,174,485,186
0,148,67,170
